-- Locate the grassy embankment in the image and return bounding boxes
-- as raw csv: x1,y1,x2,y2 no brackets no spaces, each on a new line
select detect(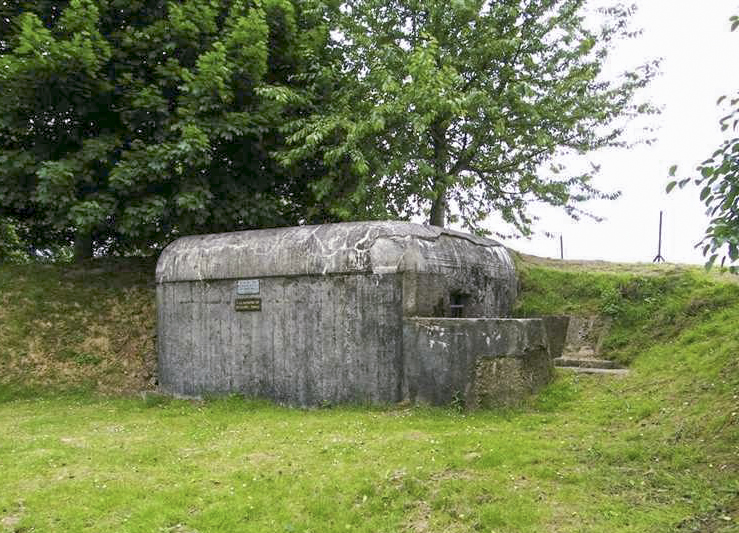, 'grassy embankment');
0,257,737,532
